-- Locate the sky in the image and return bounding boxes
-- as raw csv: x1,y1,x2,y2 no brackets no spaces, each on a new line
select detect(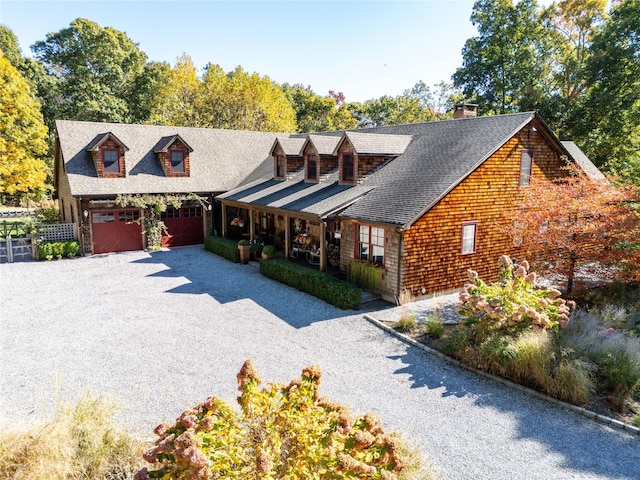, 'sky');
0,0,482,102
